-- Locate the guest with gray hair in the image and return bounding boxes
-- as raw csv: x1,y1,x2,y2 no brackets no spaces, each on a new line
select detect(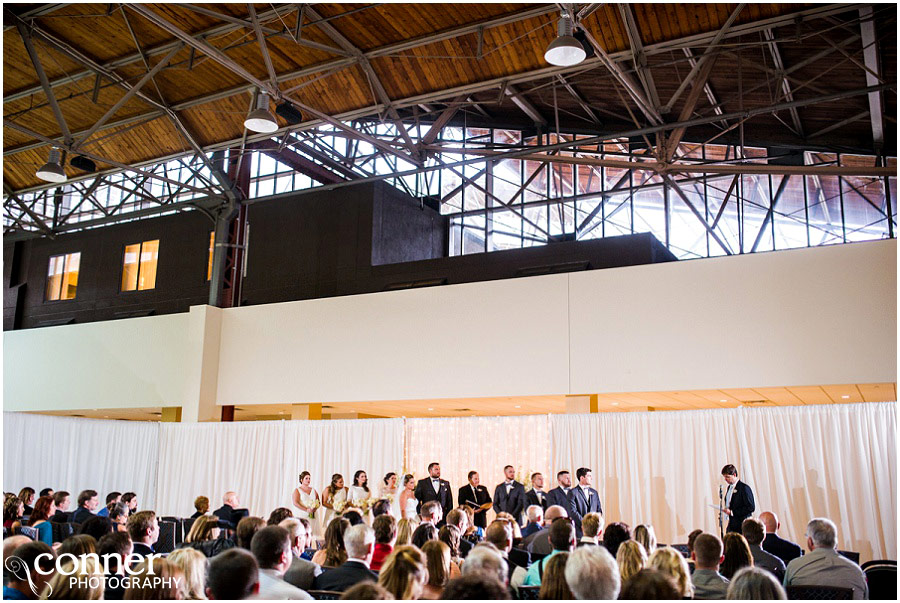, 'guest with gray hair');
312,523,378,592
726,566,787,599
783,518,867,599
521,505,544,539
281,517,323,591
564,543,621,600
462,542,509,585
